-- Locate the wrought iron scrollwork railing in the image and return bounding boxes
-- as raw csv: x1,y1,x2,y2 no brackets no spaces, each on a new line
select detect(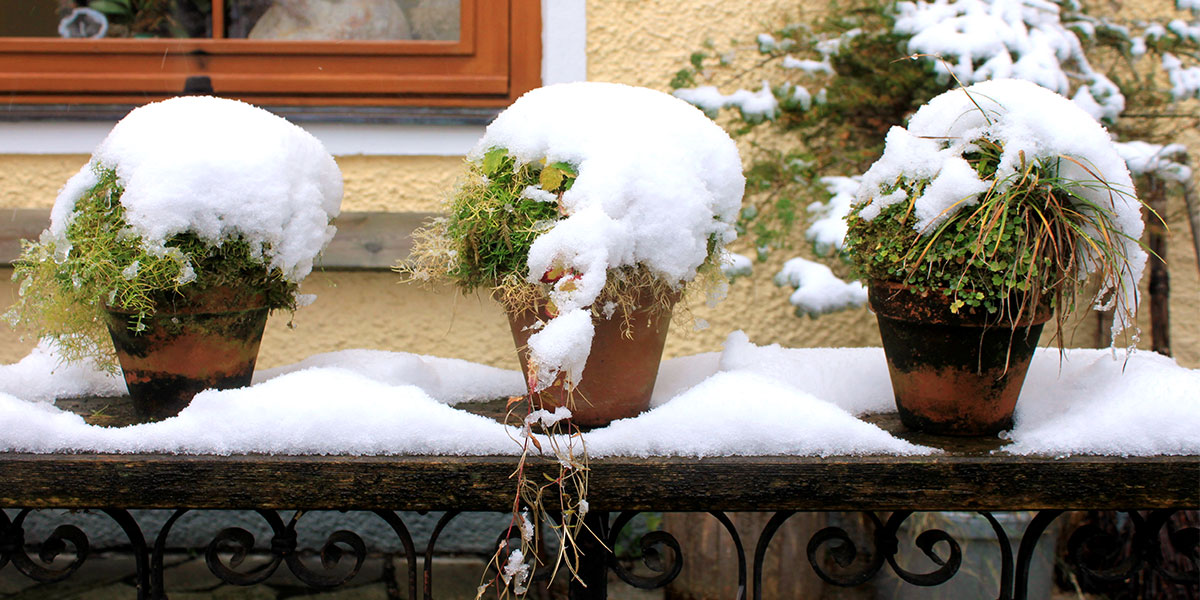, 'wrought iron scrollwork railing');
1,508,1197,599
